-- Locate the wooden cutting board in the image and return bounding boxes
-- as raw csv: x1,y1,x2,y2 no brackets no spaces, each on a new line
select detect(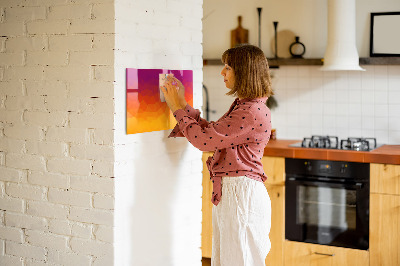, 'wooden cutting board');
231,16,249,48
